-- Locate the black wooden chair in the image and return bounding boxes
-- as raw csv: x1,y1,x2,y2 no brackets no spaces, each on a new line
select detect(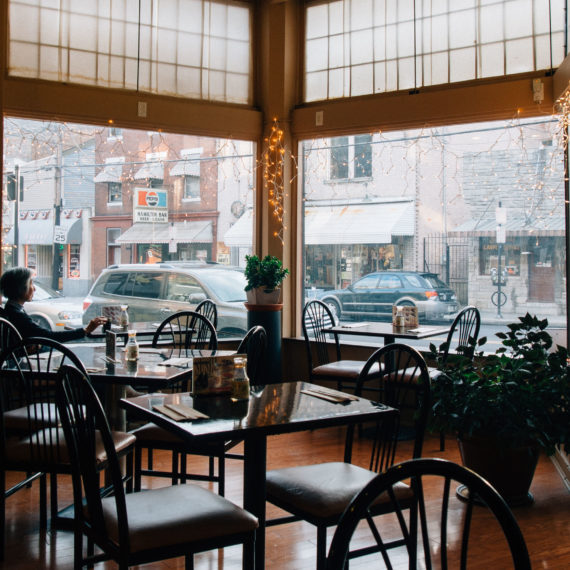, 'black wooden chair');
266,343,431,570
0,317,22,353
0,337,135,560
302,299,381,393
327,458,532,570
433,305,480,450
152,310,218,356
132,318,253,495
195,298,218,330
55,365,257,569
236,325,267,385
